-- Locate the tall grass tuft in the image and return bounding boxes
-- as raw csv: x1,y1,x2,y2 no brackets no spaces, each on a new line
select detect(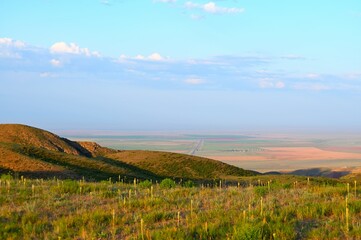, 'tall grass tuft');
140,218,144,240
354,180,357,197
112,209,116,240
345,196,349,233
177,211,180,227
